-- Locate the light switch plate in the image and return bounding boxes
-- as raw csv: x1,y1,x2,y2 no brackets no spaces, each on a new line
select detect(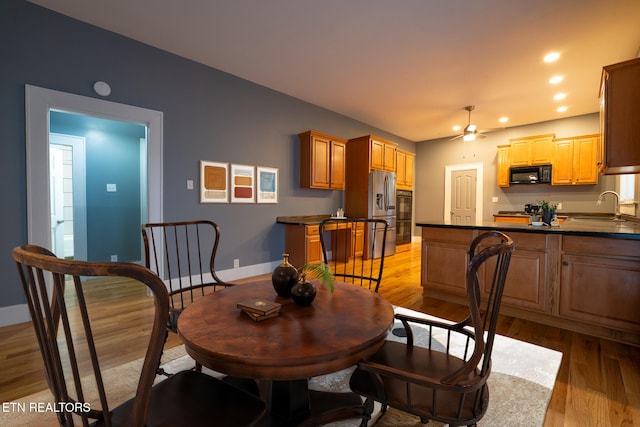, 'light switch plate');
187,179,194,190
106,184,117,192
